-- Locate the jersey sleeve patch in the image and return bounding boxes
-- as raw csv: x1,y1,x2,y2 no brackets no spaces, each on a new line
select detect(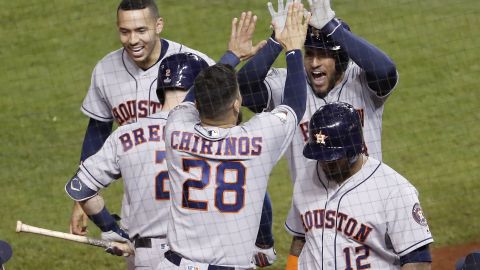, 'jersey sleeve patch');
271,105,297,124
412,203,429,227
